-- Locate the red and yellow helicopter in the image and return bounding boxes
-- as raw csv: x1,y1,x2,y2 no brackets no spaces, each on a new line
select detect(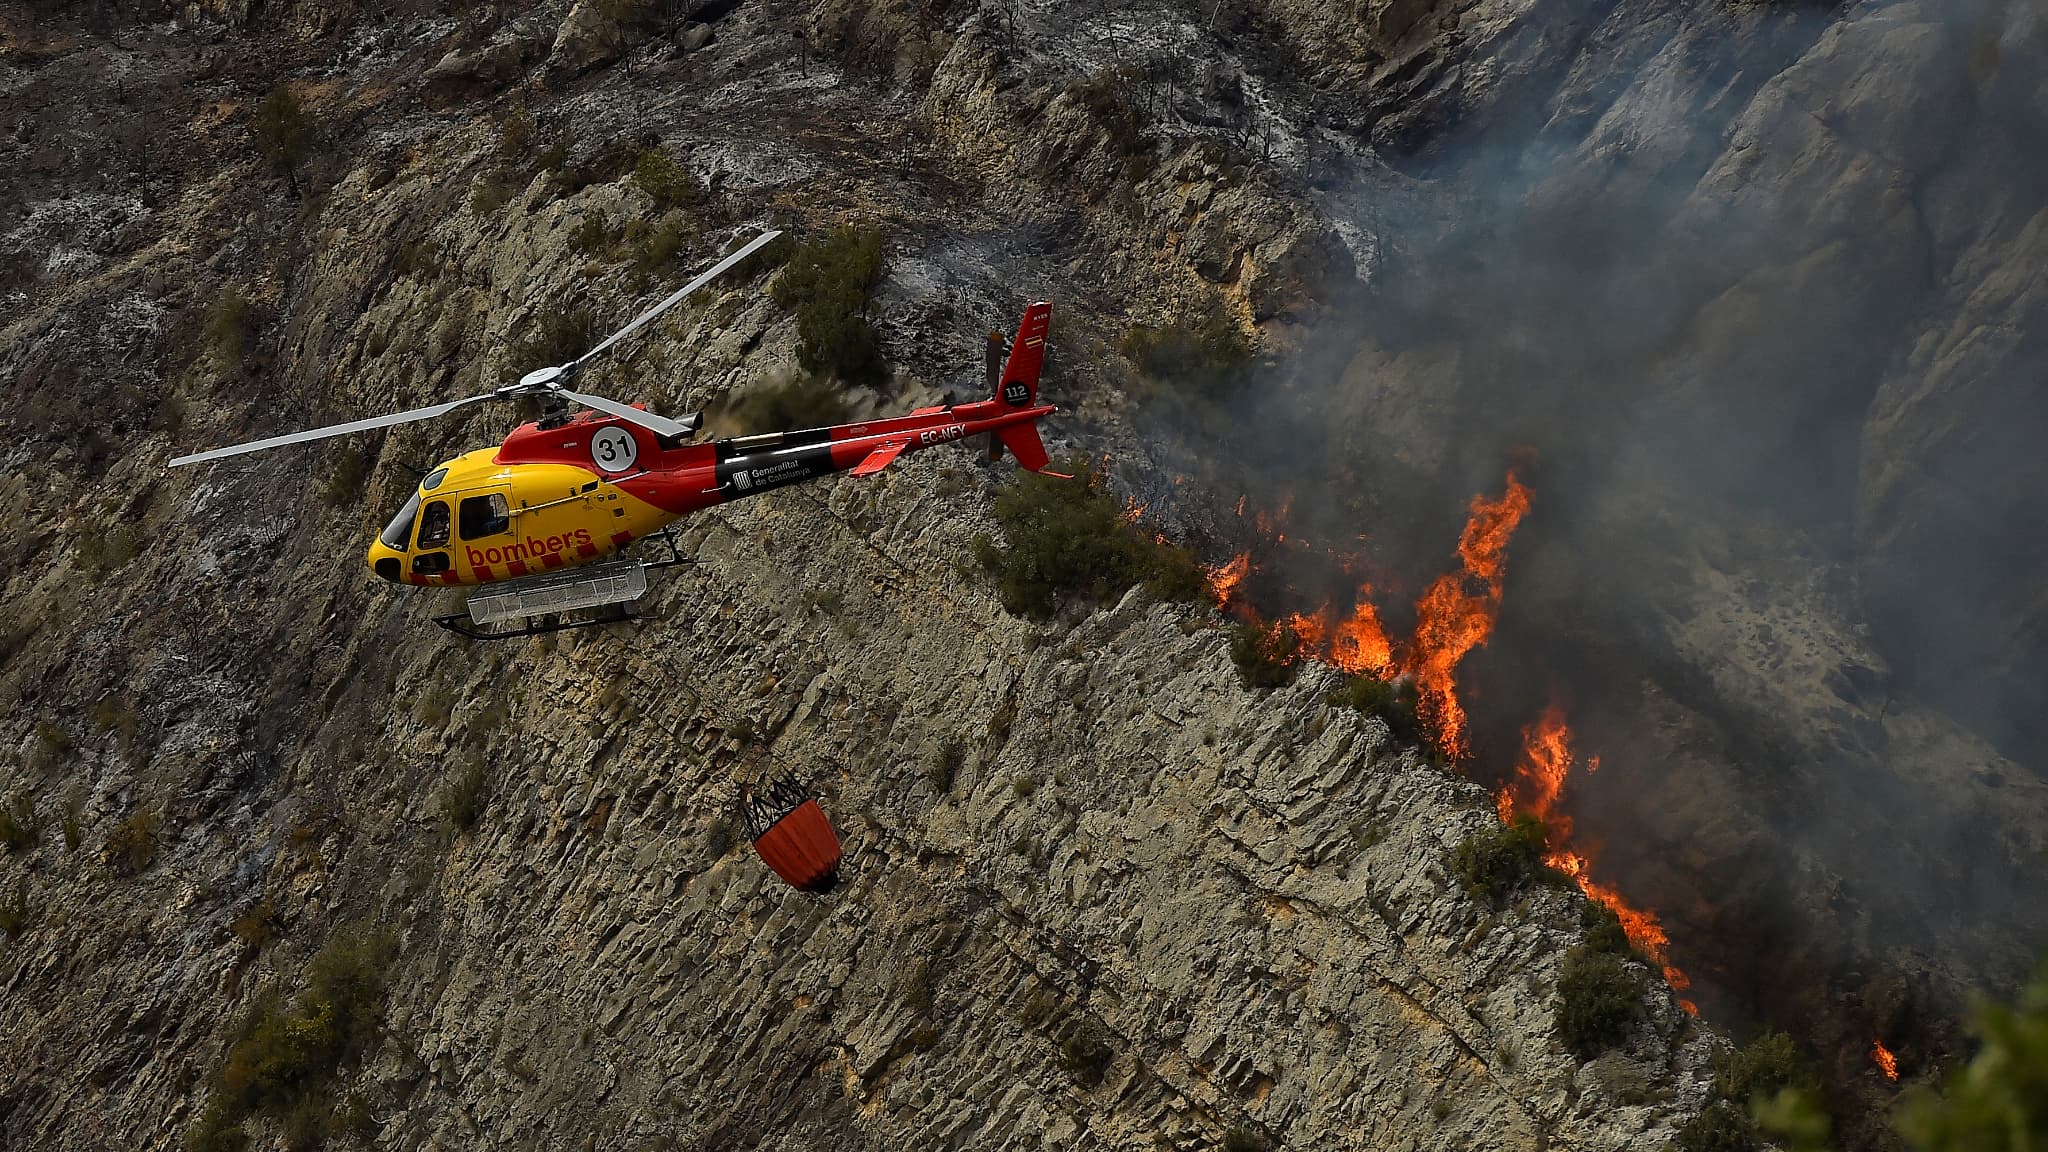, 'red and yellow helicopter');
172,230,1061,637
